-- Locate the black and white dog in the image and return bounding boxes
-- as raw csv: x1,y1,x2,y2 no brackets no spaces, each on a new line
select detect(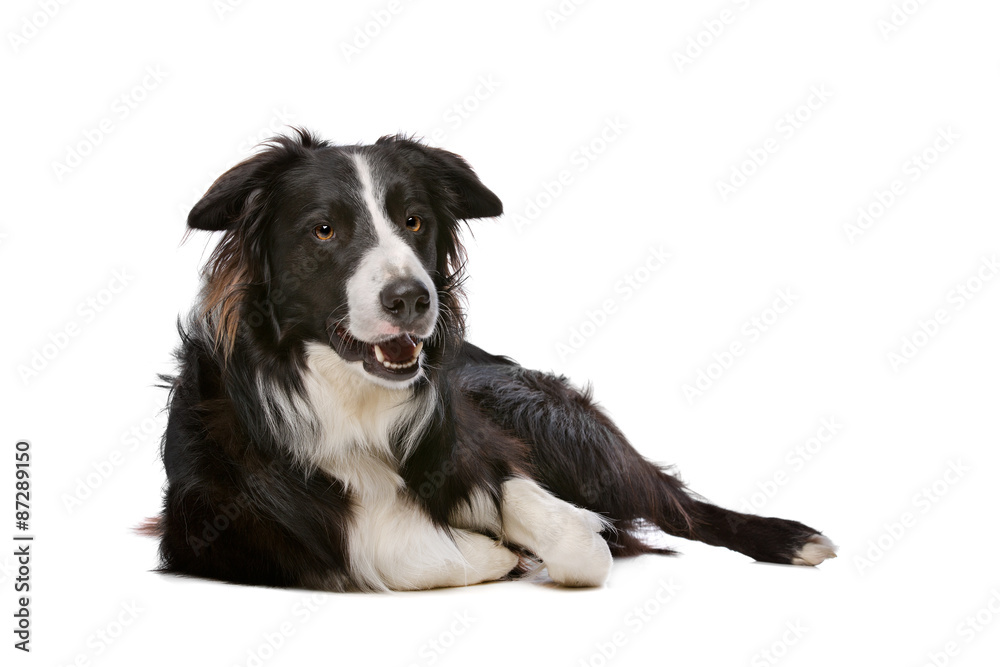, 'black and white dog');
151,130,836,591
